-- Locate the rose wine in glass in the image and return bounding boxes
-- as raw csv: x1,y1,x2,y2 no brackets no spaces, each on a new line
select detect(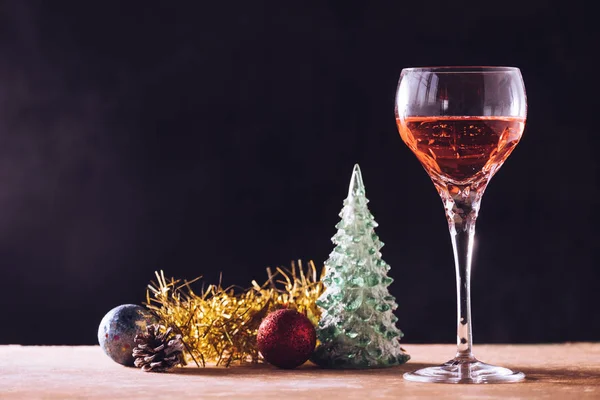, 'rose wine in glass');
395,67,527,384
